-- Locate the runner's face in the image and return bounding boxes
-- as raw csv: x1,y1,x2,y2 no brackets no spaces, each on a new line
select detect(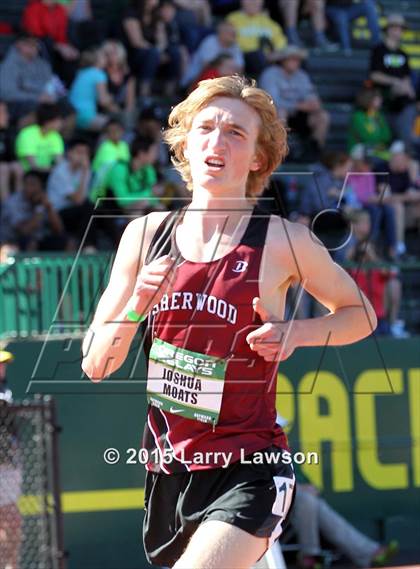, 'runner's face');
185,97,261,195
